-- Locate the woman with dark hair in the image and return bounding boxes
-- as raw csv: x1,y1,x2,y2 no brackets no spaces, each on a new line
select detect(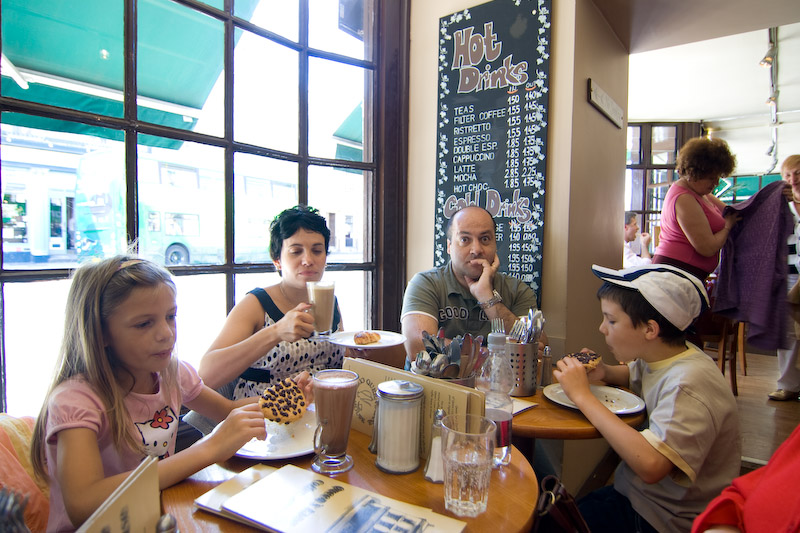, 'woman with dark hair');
653,137,741,280
198,205,343,400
